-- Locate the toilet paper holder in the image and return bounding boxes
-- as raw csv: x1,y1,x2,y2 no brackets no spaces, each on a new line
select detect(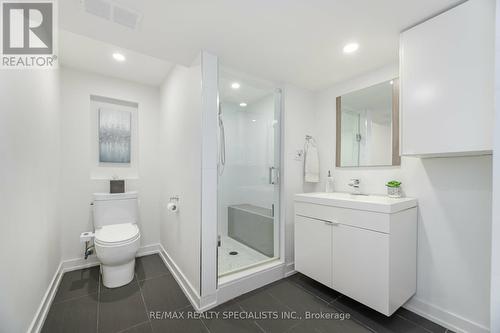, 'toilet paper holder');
168,196,180,213
80,231,94,243
80,231,95,260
